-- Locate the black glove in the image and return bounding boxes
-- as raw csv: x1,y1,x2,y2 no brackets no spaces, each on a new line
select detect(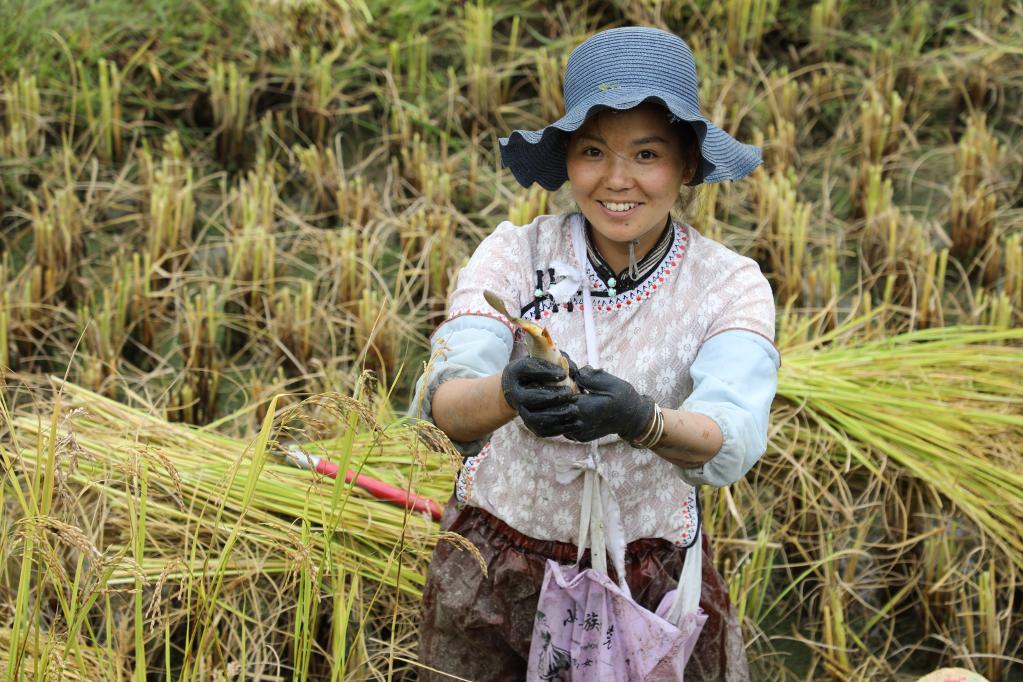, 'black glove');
562,366,654,443
501,356,577,437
